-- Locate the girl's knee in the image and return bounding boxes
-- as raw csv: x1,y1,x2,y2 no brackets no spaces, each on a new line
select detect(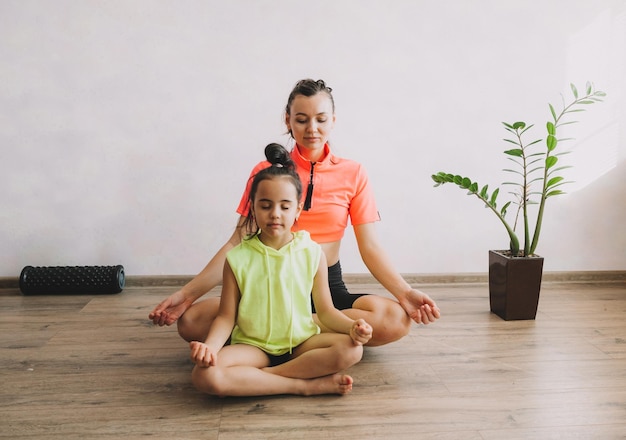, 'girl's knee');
334,339,363,370
347,344,364,367
191,365,224,396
